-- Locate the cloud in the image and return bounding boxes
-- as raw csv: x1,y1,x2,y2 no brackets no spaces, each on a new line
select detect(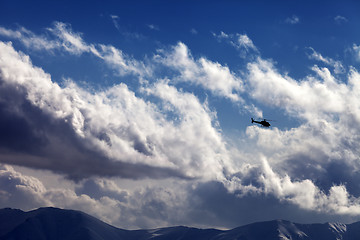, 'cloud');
3,163,360,230
147,24,160,31
285,15,300,24
306,47,345,74
352,44,360,62
0,165,123,226
75,178,128,201
3,23,360,228
0,41,232,181
212,32,259,58
0,165,49,209
98,44,151,77
236,34,258,52
246,57,349,120
158,42,244,102
243,52,360,205
108,16,145,40
334,15,348,25
144,80,233,180
0,23,150,77
258,159,360,215
0,23,94,55
0,165,192,229
190,28,198,35
48,22,99,56
188,180,360,228
0,26,60,51
48,22,151,77
110,15,120,30
0,22,99,57
212,31,230,40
